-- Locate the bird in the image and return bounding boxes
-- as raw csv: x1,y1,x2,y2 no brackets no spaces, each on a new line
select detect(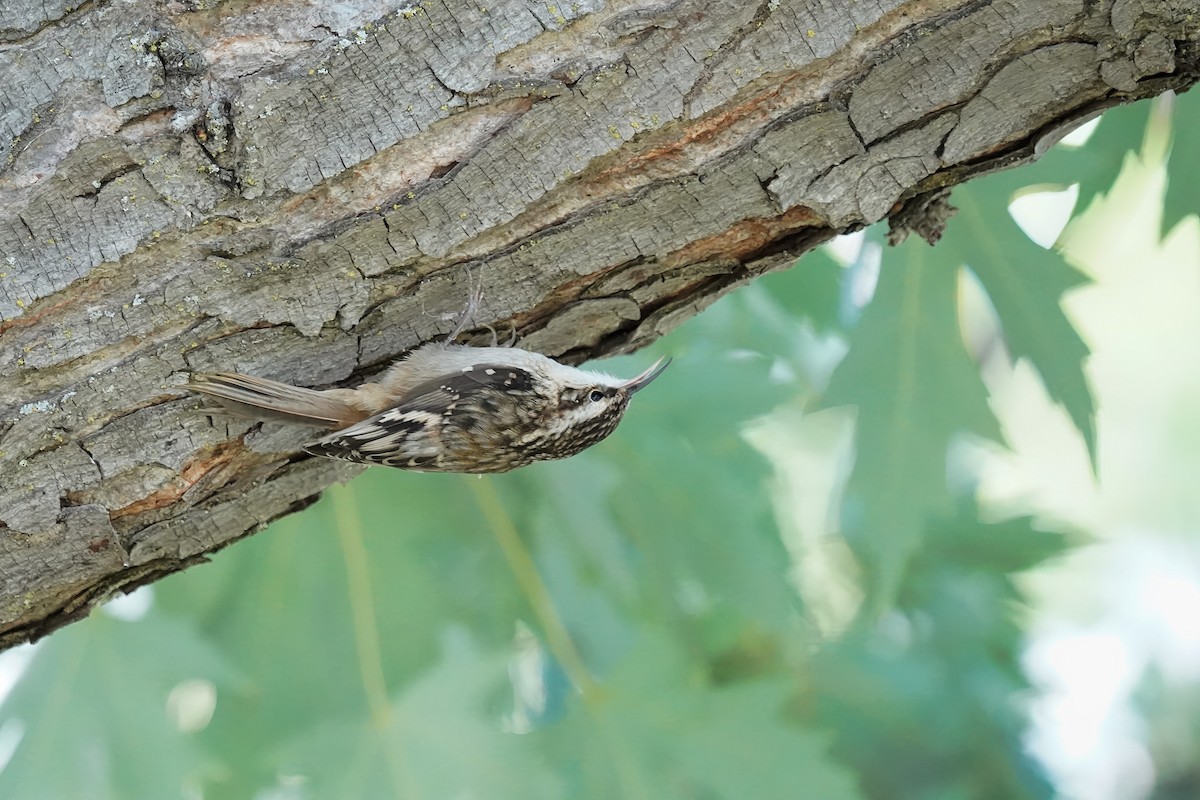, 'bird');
189,340,670,473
